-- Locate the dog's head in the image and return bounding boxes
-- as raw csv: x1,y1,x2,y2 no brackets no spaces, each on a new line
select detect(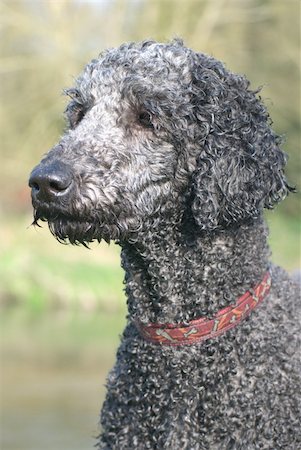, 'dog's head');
29,40,292,245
